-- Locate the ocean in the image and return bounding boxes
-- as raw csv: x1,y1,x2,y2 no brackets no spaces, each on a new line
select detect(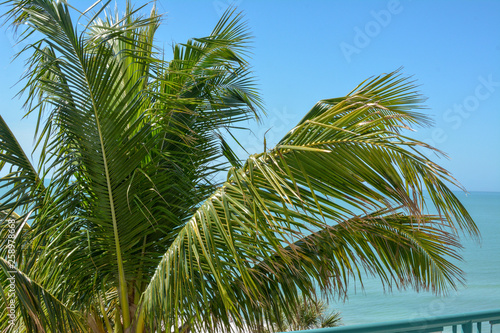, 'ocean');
332,191,500,331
